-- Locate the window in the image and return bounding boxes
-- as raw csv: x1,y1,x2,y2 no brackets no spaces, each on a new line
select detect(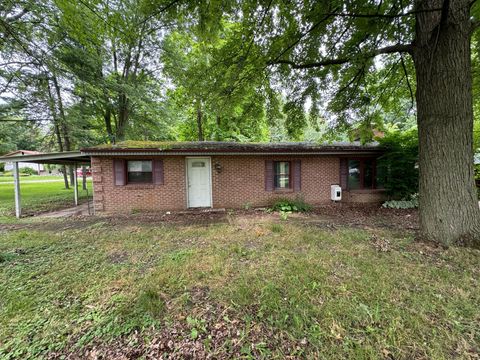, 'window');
274,161,290,189
127,160,152,183
191,161,205,167
347,159,382,189
348,160,361,189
